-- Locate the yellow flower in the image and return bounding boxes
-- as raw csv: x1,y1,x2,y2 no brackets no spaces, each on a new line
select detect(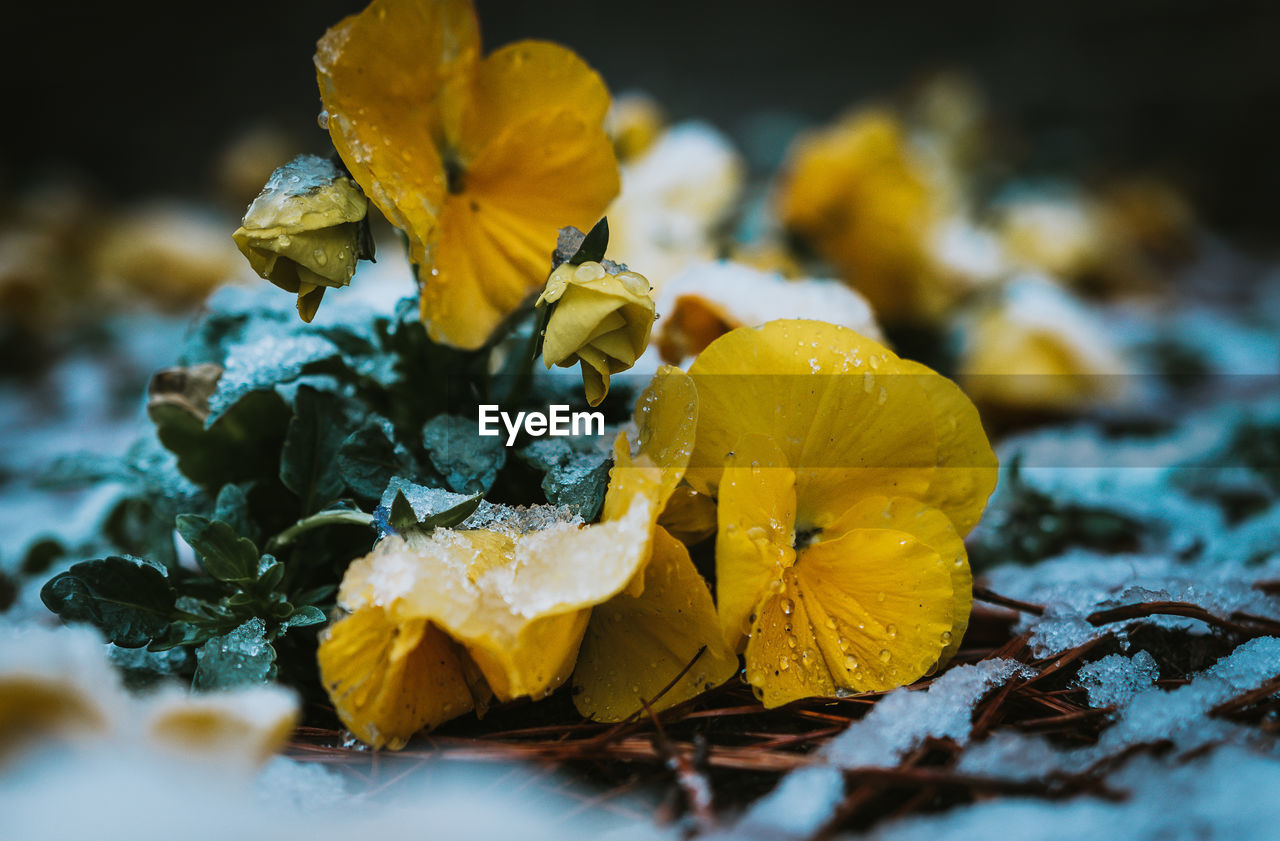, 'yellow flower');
318,501,653,747
606,91,665,162
571,367,738,720
537,260,655,406
958,276,1132,411
143,686,298,768
686,320,997,706
315,0,620,348
232,155,368,322
778,110,948,322
318,367,734,742
653,260,882,365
